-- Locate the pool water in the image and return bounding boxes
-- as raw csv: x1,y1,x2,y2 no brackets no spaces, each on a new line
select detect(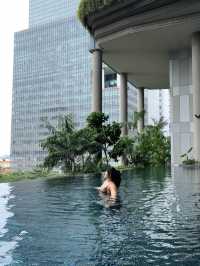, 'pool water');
0,167,200,265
